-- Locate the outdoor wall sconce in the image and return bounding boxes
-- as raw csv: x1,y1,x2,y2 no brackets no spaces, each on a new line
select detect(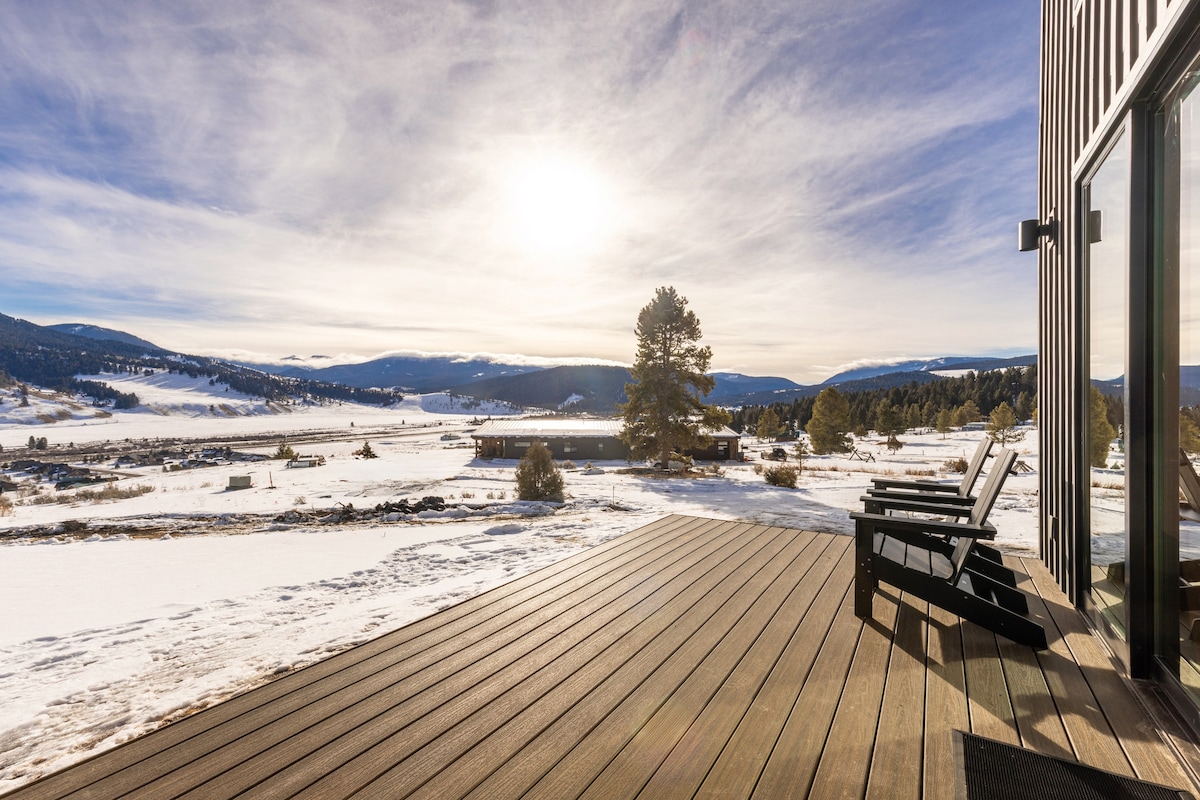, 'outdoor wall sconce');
1018,214,1056,251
